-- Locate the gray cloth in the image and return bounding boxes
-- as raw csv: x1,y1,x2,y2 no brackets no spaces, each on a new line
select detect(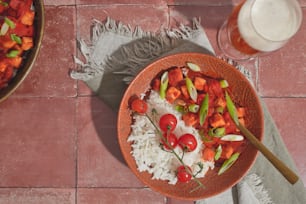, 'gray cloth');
71,17,306,204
